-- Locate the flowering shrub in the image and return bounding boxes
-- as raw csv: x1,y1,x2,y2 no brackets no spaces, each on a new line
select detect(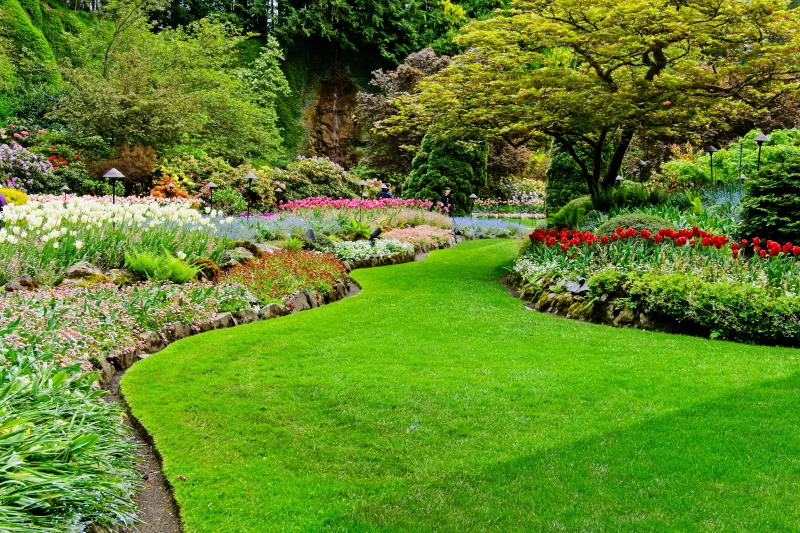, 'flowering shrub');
222,250,347,303
0,142,52,192
382,225,452,244
274,198,451,230
0,198,233,283
324,239,414,261
0,281,253,370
